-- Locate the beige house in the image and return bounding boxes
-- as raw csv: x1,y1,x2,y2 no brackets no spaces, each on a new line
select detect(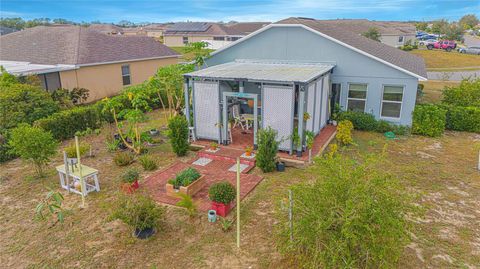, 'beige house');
0,25,180,102
163,22,244,47
122,23,172,38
